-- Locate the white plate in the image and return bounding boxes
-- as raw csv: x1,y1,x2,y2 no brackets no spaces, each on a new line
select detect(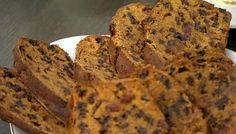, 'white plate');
204,0,236,28
10,35,236,134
